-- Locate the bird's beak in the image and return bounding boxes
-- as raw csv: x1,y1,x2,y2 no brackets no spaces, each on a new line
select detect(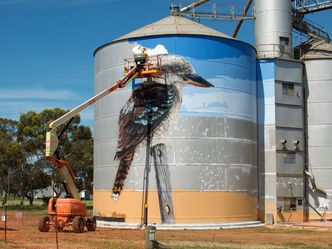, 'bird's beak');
182,73,214,88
